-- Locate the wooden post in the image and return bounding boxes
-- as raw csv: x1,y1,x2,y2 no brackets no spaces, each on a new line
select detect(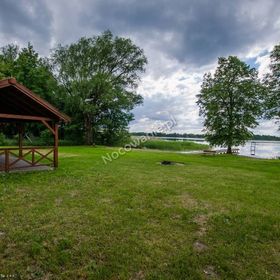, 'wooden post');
18,123,24,158
5,149,9,173
32,148,35,166
53,123,59,168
